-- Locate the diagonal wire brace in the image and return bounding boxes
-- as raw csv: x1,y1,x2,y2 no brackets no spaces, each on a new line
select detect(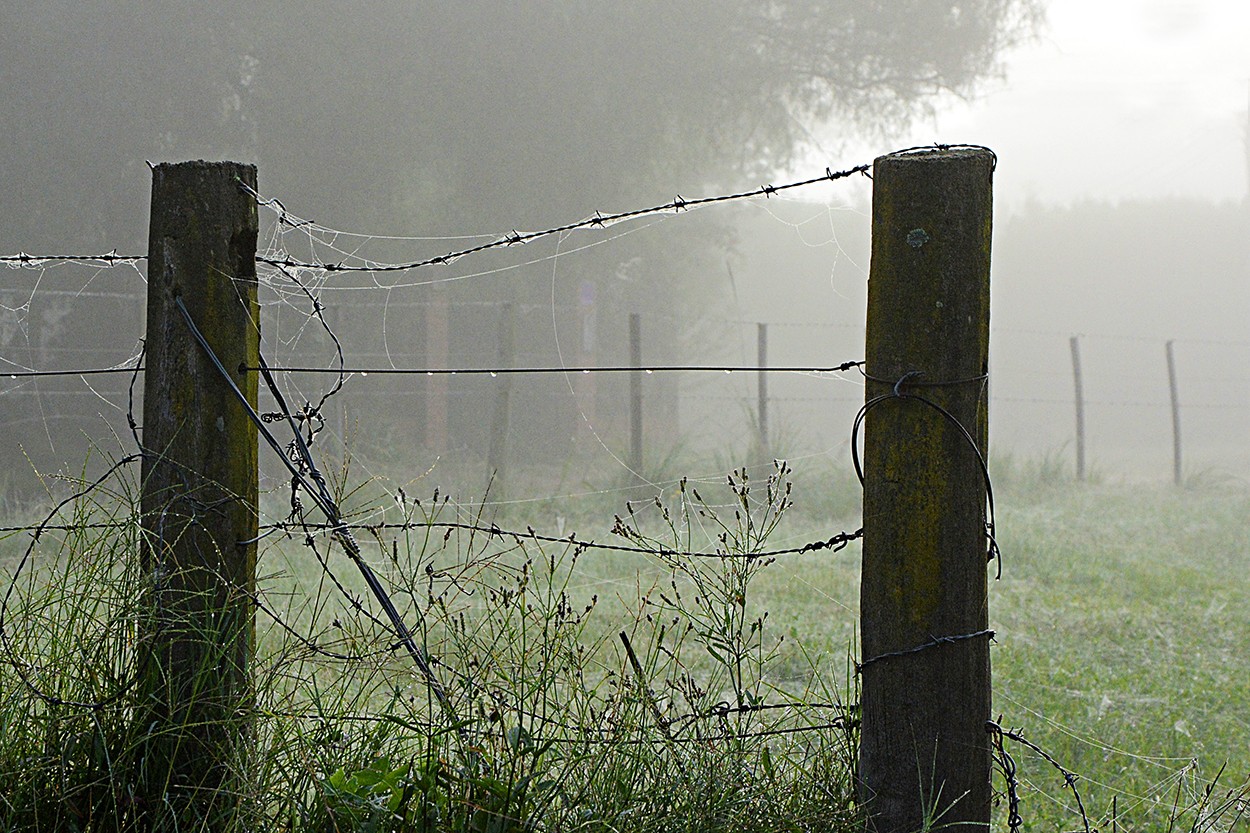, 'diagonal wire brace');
172,296,466,739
